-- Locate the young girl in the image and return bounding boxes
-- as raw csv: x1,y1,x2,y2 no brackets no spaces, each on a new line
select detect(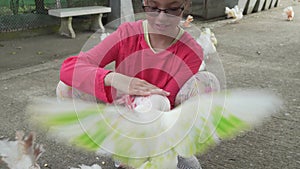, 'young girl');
57,0,220,168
